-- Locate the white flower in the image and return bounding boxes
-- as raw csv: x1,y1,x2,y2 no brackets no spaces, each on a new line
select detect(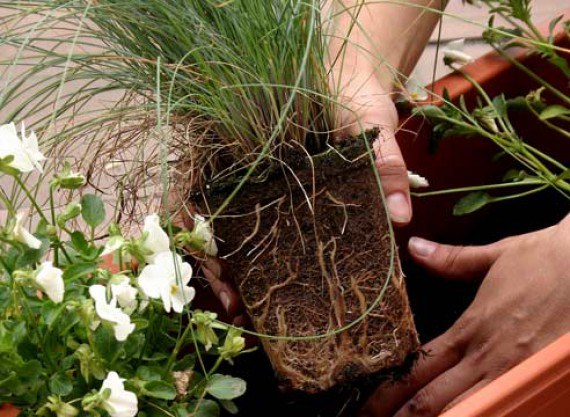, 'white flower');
138,251,195,313
401,74,428,102
110,275,138,311
141,214,170,263
13,212,42,249
407,171,430,189
0,122,46,173
443,39,473,66
192,214,218,256
35,261,65,303
89,285,135,342
101,235,125,256
99,372,138,417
